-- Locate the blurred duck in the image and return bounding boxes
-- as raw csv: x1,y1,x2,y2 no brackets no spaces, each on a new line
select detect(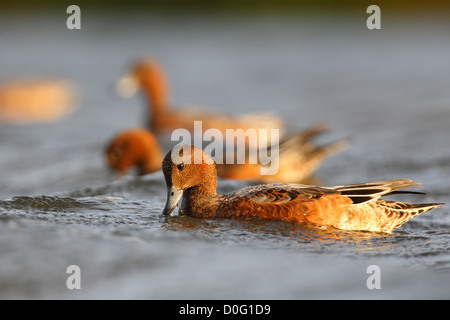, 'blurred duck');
105,124,347,183
161,145,443,233
216,123,347,183
116,58,284,146
0,78,75,124
105,127,163,177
